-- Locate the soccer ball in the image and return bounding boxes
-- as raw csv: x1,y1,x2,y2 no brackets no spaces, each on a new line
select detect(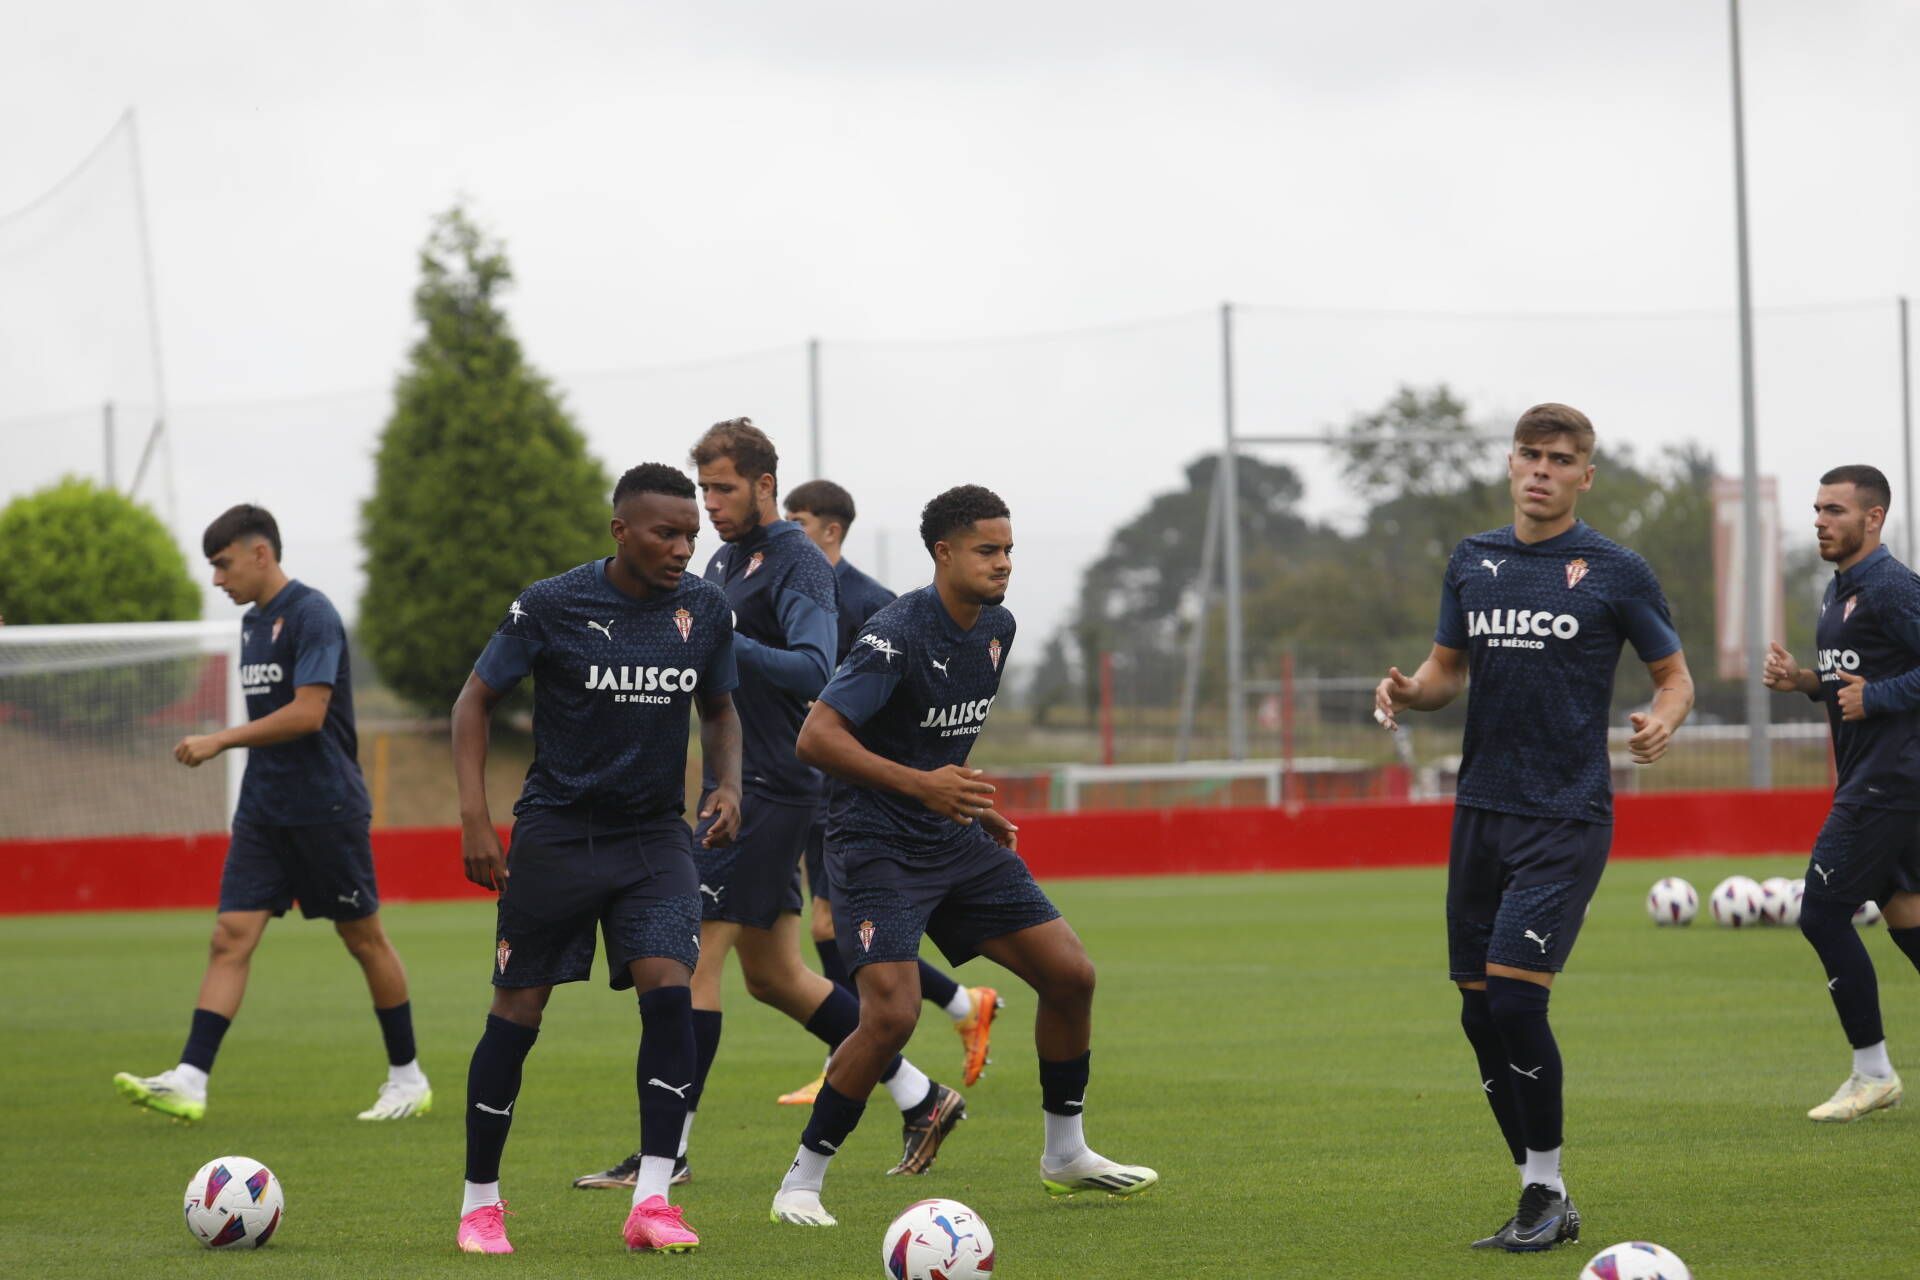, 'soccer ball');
1856,899,1883,927
1779,879,1805,928
183,1156,283,1249
881,1198,994,1279
1579,1240,1691,1279
1758,876,1796,924
1646,877,1698,926
1709,876,1764,928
